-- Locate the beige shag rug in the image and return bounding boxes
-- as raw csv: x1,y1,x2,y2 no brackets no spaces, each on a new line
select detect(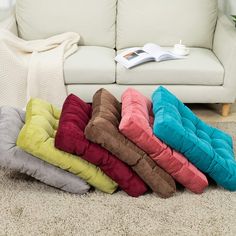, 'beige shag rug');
0,122,235,236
